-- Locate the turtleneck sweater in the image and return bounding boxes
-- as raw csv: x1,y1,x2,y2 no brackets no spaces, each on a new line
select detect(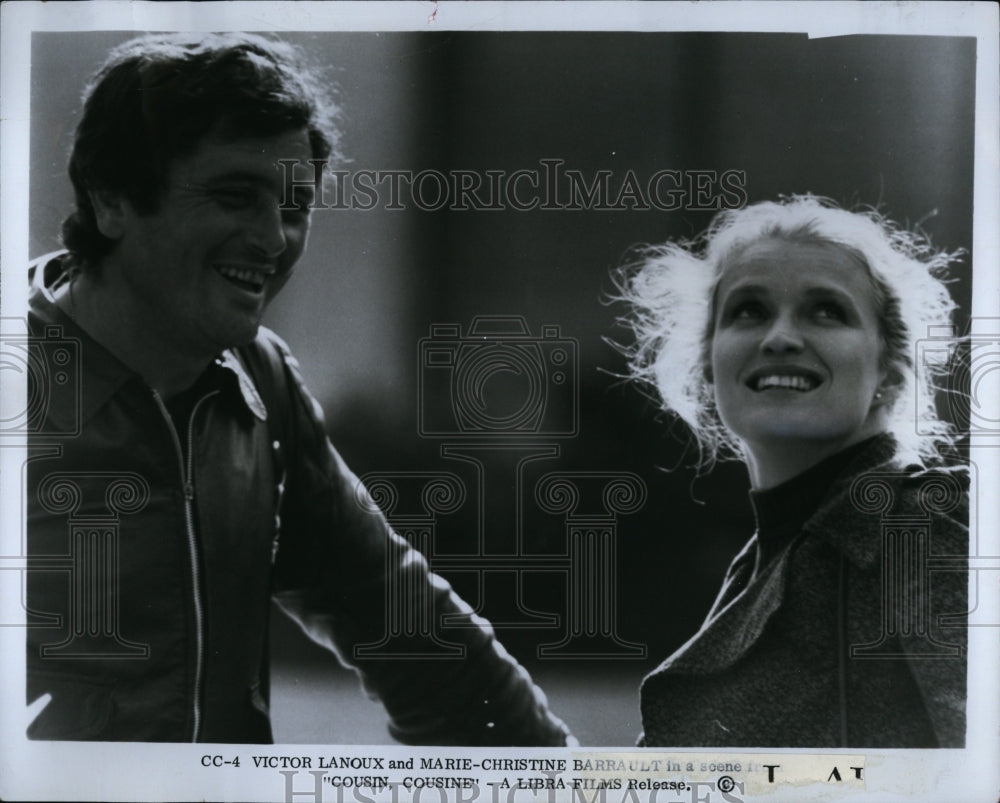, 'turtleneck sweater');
705,438,878,623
